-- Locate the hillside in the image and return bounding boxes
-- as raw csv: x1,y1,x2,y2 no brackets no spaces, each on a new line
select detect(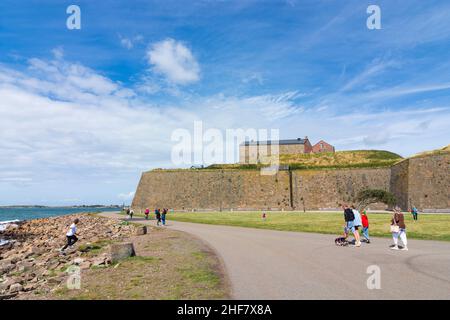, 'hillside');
410,144,450,159
205,150,403,170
